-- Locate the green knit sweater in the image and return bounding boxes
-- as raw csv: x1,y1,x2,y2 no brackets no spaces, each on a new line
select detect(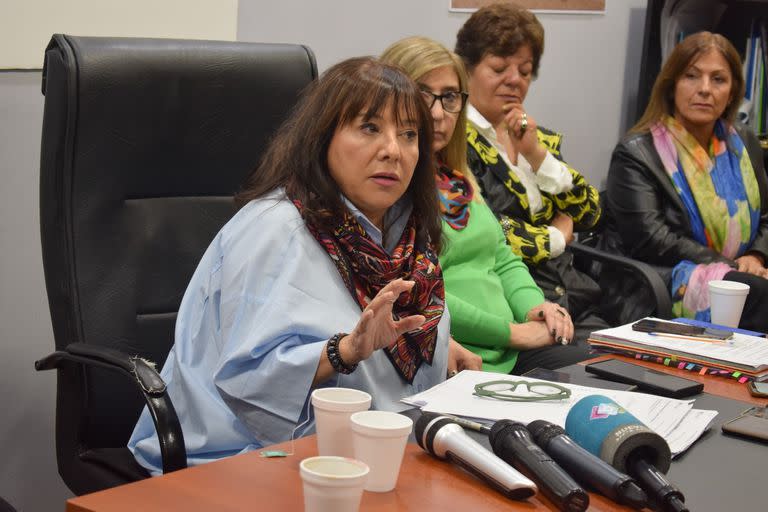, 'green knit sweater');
440,200,545,373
